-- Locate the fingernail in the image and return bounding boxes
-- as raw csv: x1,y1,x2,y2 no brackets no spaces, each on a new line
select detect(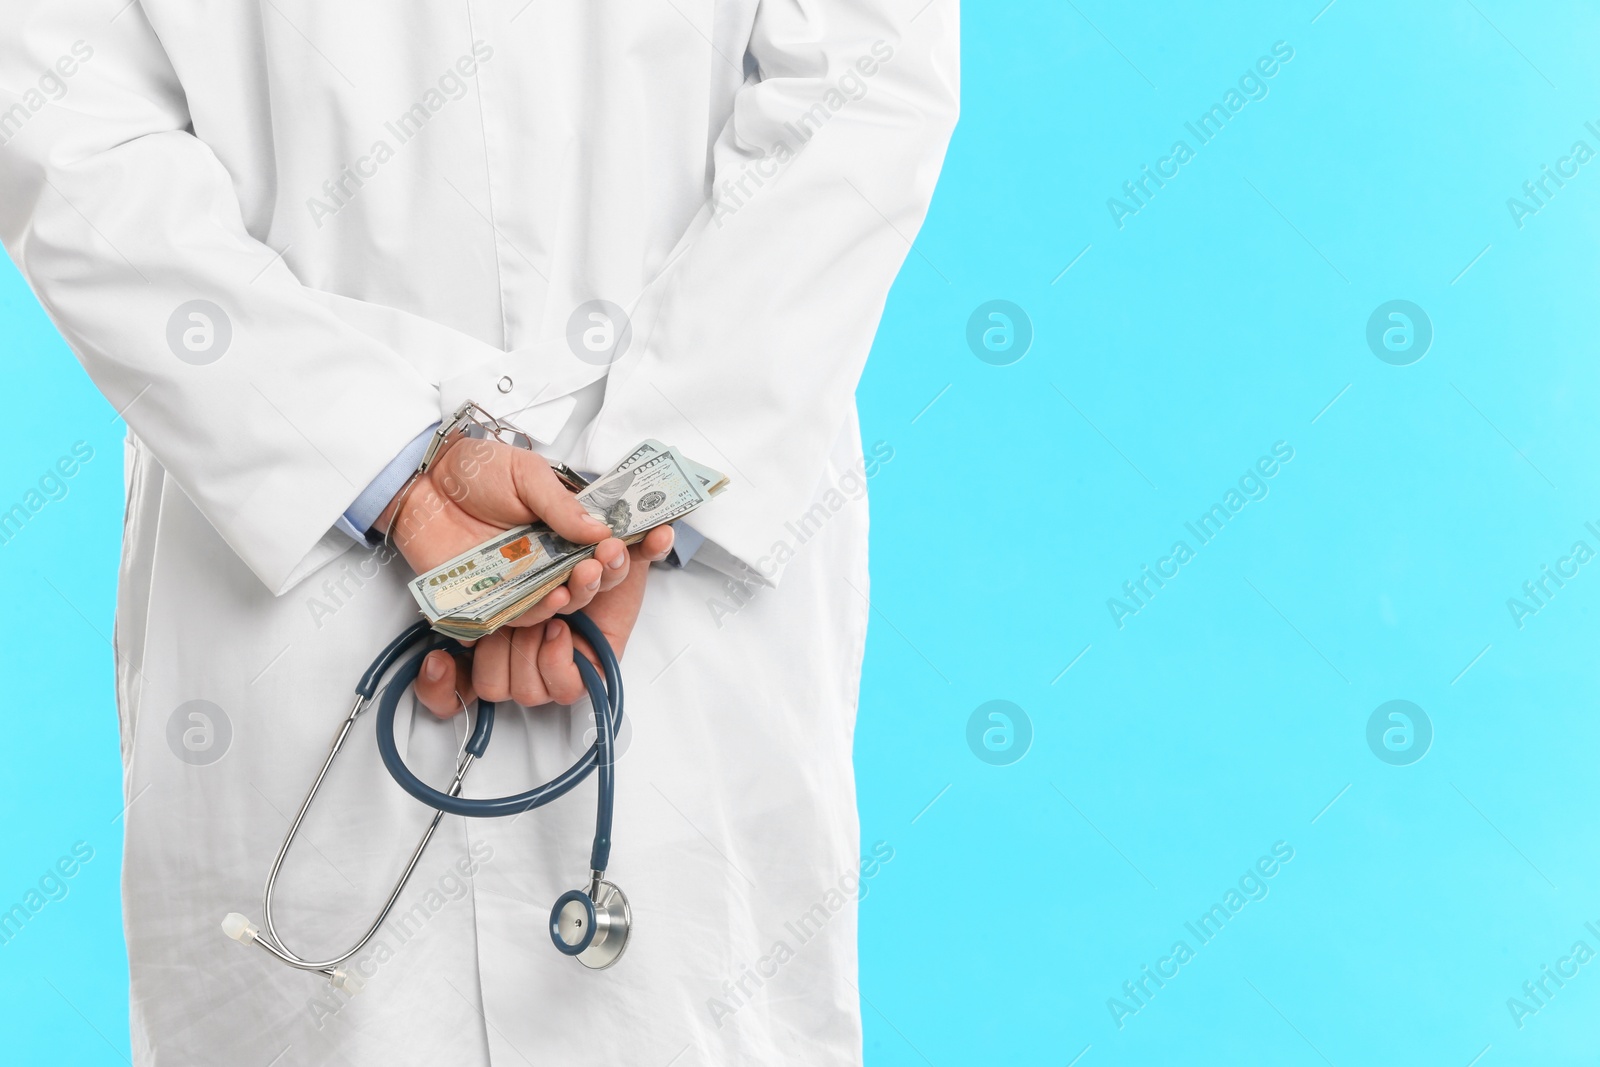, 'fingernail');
547,620,563,640
424,654,445,681
584,513,610,528
607,553,627,570
585,576,601,591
